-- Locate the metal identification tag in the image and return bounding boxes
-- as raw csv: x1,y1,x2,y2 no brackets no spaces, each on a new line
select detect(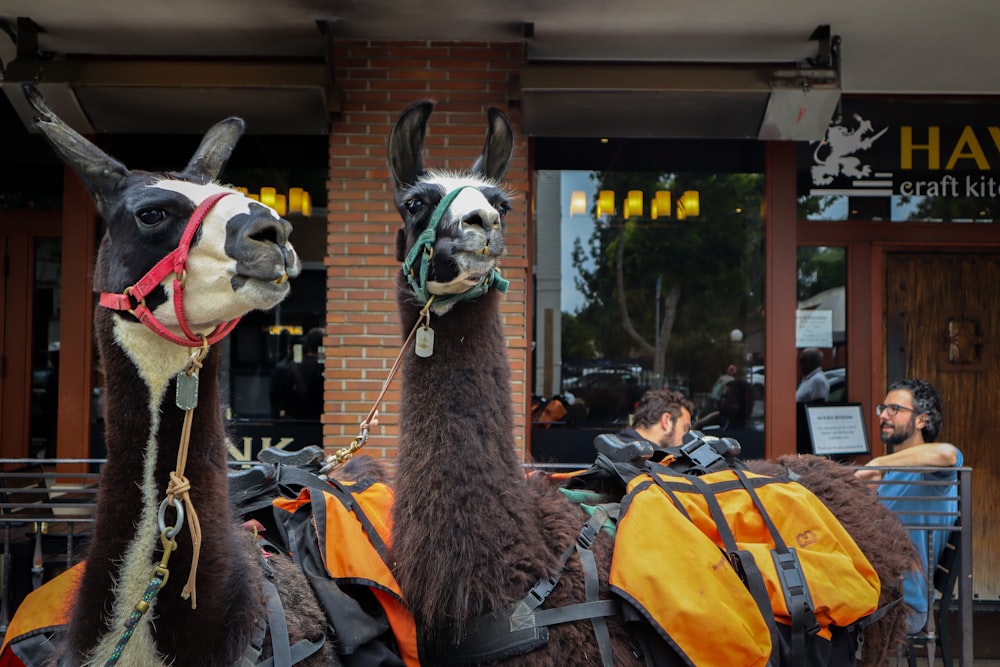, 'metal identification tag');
175,371,199,410
415,325,435,358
